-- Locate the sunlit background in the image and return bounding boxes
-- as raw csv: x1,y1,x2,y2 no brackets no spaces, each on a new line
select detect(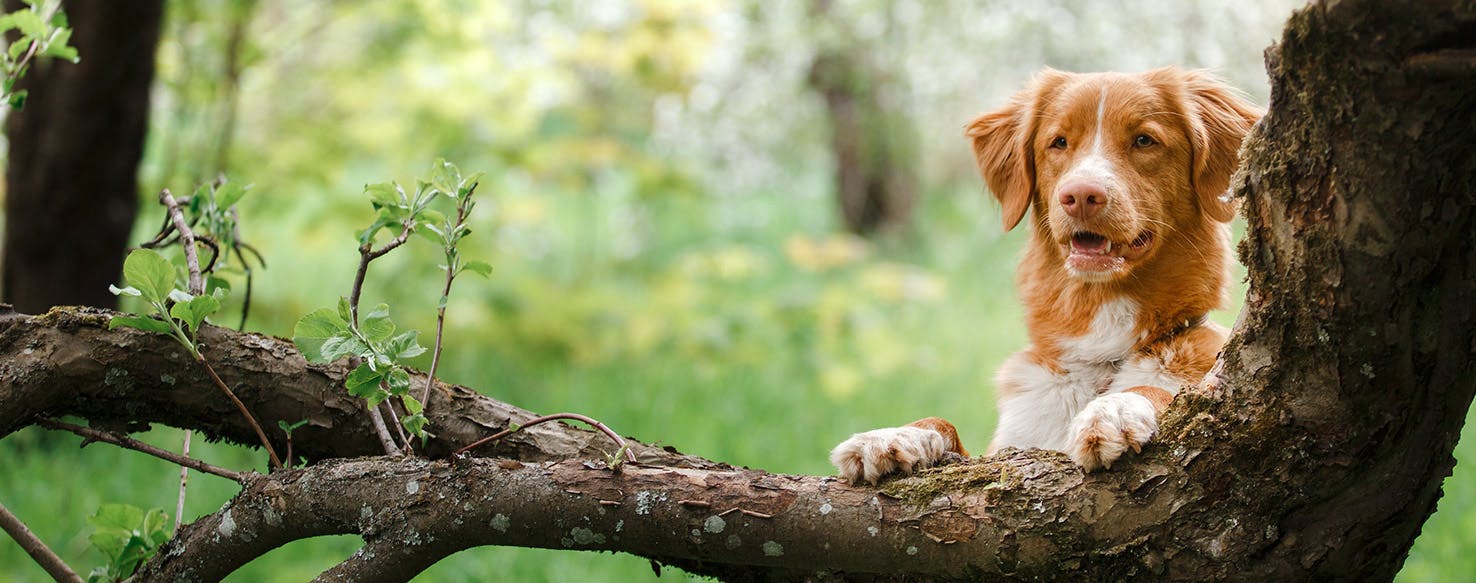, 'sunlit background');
3,0,1471,581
